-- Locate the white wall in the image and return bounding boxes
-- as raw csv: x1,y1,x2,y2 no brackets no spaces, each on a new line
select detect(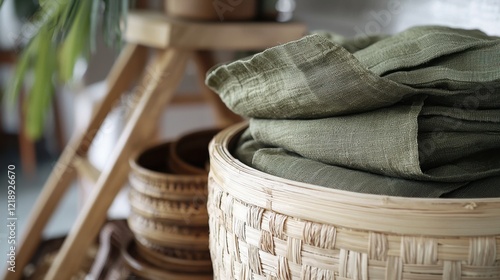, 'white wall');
295,0,500,36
